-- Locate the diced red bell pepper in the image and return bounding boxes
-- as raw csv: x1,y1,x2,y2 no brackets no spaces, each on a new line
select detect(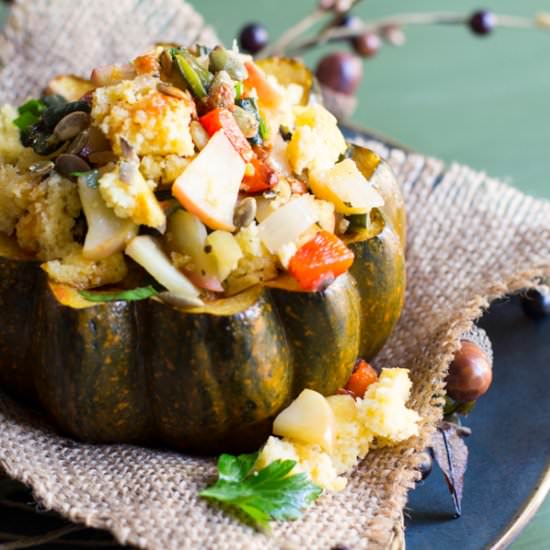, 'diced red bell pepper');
241,157,279,193
244,62,285,110
288,230,354,292
343,359,378,399
199,108,253,162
